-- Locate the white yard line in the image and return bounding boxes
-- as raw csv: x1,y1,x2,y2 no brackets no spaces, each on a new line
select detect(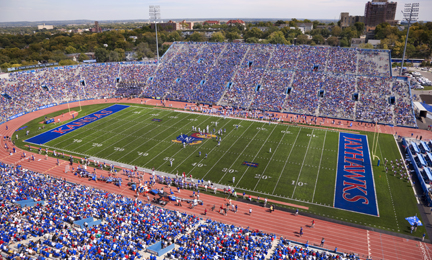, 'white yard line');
252,125,290,191
235,124,277,186
202,122,255,180
272,128,302,195
311,130,327,202
291,129,314,198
